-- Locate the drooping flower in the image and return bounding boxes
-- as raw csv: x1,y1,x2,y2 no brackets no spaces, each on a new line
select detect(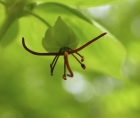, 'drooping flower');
22,16,107,80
